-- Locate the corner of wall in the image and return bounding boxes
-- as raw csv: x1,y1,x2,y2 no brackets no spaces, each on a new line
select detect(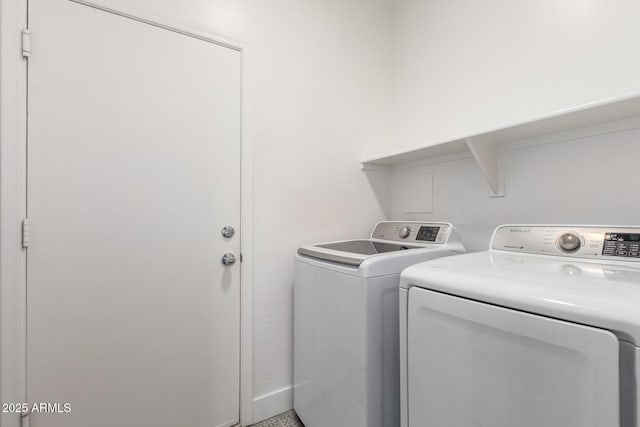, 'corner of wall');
252,385,293,424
